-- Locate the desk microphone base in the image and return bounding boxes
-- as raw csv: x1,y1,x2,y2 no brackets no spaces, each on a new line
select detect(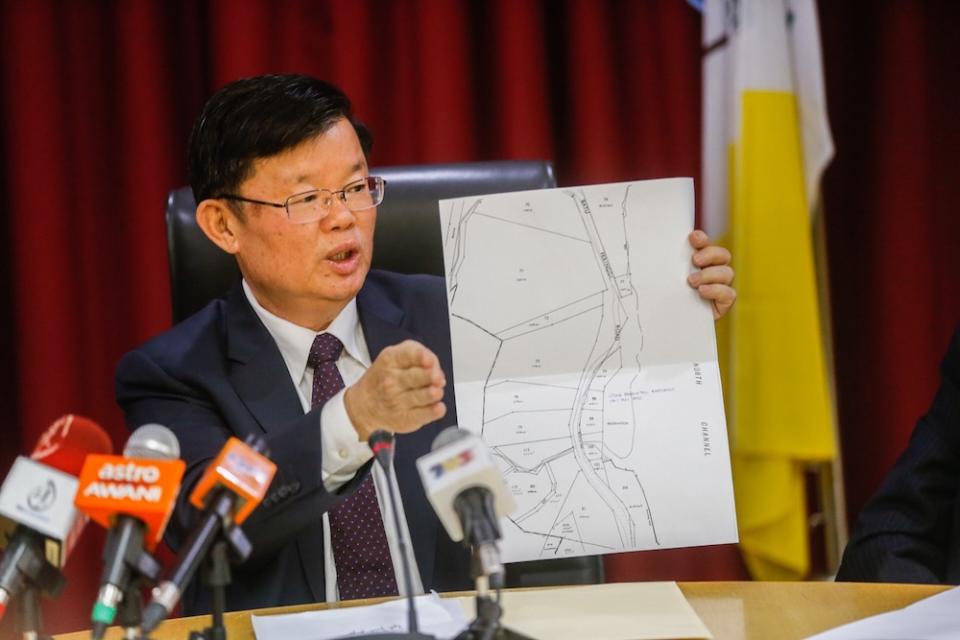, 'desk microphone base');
332,634,436,639
454,593,537,640
455,625,534,640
